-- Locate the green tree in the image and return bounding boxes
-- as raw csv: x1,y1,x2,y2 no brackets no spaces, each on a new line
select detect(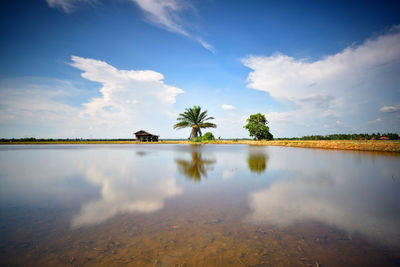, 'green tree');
244,113,273,140
174,106,217,139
